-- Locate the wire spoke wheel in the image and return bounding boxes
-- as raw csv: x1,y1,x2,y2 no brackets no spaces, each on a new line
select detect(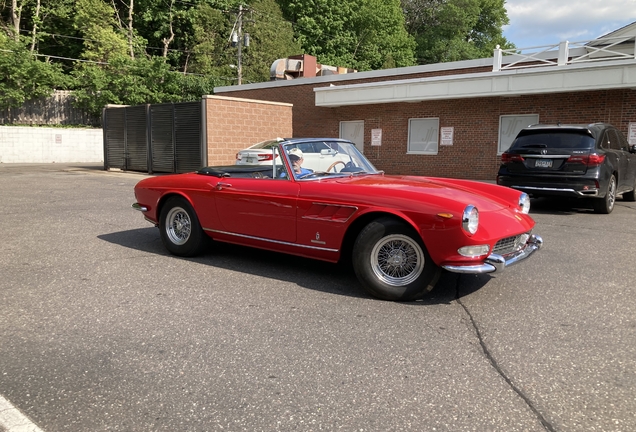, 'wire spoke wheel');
166,206,192,245
159,196,209,257
353,218,440,301
370,234,424,286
